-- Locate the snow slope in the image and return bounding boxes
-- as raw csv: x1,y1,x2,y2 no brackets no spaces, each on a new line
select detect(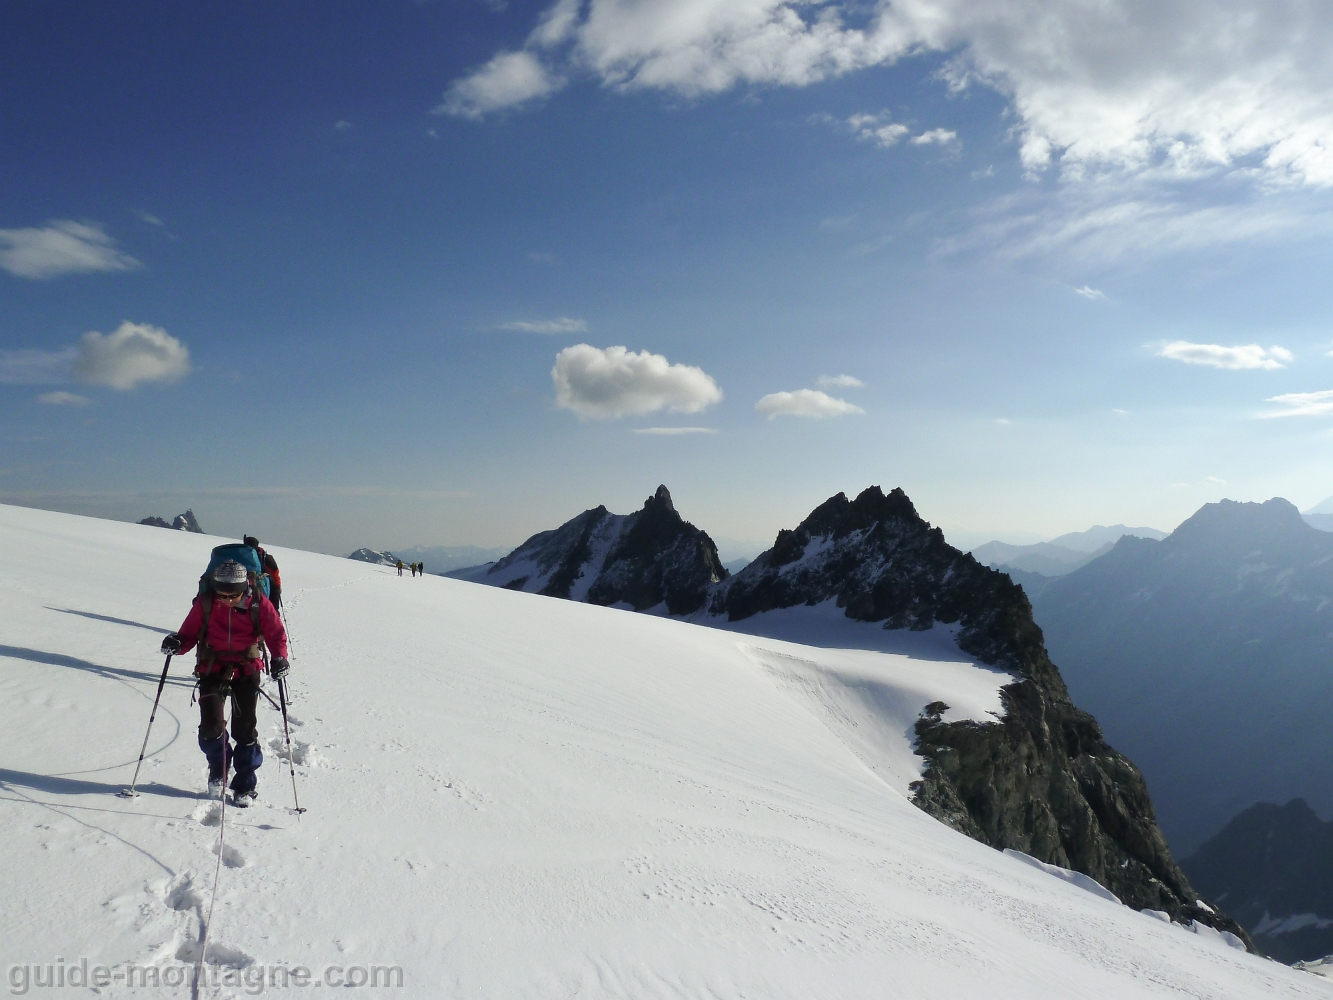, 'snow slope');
0,504,1324,998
